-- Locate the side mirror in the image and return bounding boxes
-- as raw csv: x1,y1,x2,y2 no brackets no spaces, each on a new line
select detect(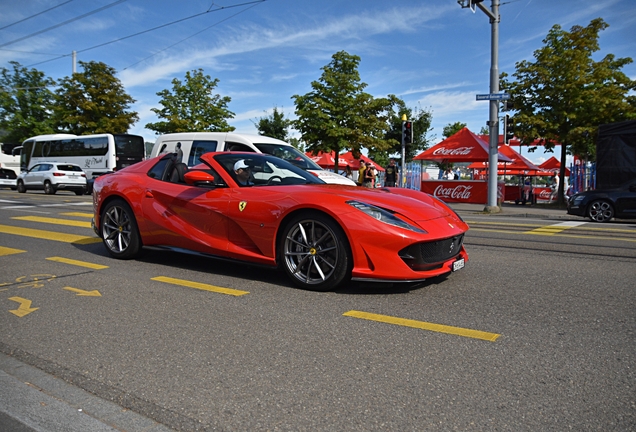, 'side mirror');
183,170,216,187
